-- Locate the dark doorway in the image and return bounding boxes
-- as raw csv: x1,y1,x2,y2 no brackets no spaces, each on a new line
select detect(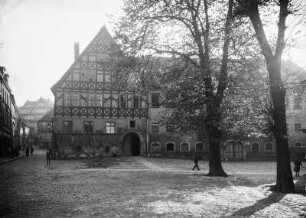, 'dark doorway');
123,133,141,156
